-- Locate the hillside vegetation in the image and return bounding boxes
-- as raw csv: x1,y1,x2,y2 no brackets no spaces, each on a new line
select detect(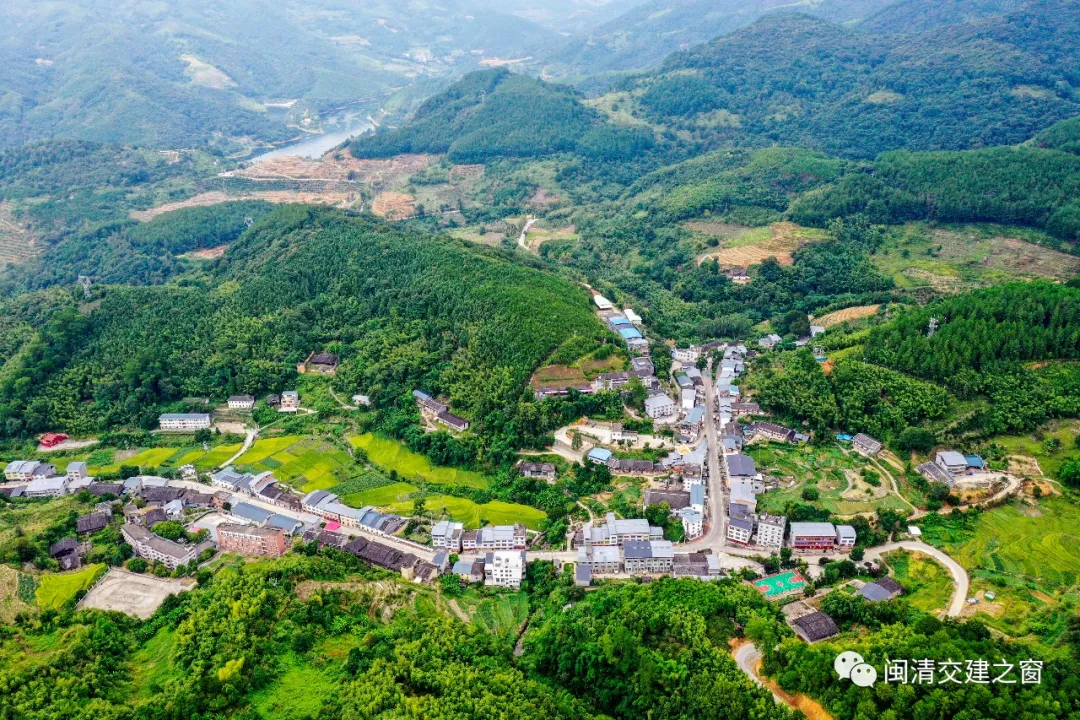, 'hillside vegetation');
0,206,606,463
